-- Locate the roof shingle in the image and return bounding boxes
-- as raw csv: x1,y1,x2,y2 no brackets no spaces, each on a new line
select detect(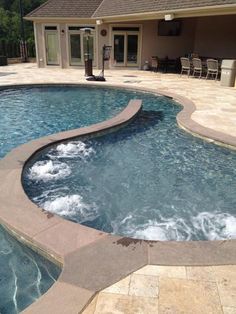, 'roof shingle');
27,0,236,19
27,0,103,18
93,0,236,17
